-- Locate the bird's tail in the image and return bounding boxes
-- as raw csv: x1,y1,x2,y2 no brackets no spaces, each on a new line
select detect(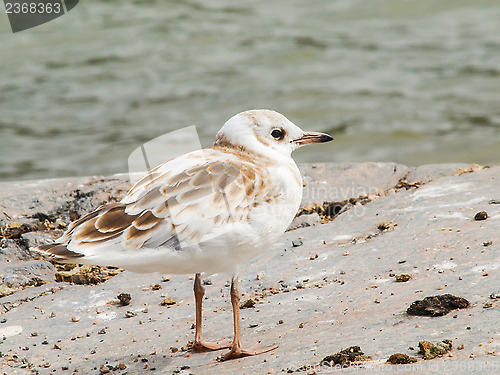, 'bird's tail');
34,243,84,260
33,202,125,261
